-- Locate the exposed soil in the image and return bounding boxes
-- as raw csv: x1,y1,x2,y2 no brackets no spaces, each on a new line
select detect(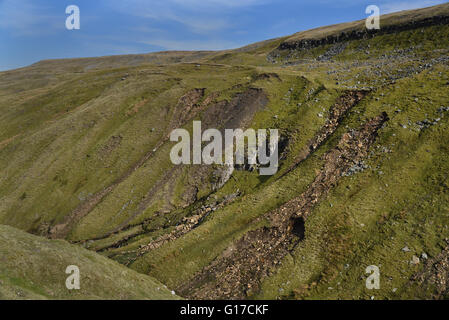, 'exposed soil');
134,191,241,256
98,135,123,160
177,112,389,299
202,88,268,130
281,90,367,178
253,73,282,82
169,88,206,130
82,192,242,265
409,240,449,299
